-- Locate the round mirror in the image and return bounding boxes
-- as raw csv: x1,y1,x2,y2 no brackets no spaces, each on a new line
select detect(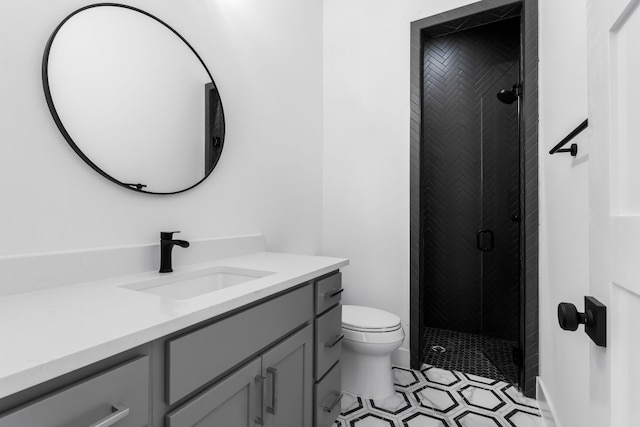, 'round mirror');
43,4,225,194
